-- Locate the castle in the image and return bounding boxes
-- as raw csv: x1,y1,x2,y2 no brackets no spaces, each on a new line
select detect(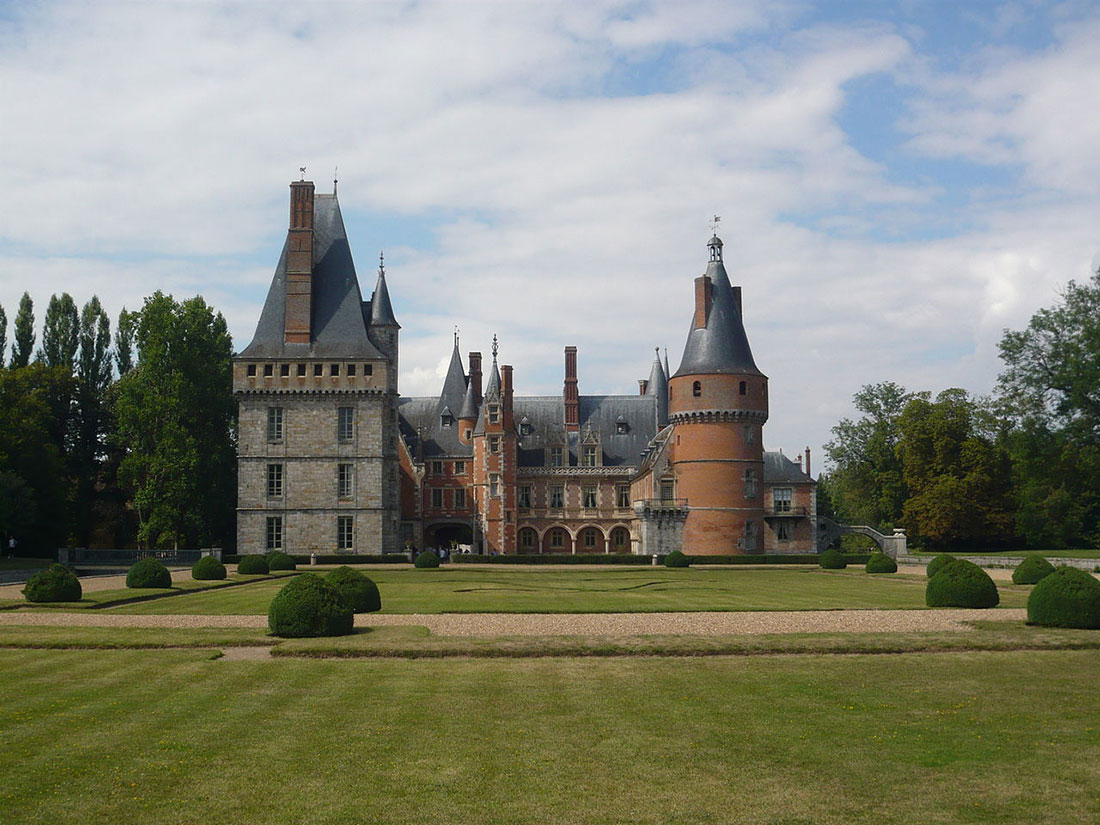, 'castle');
233,178,817,556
